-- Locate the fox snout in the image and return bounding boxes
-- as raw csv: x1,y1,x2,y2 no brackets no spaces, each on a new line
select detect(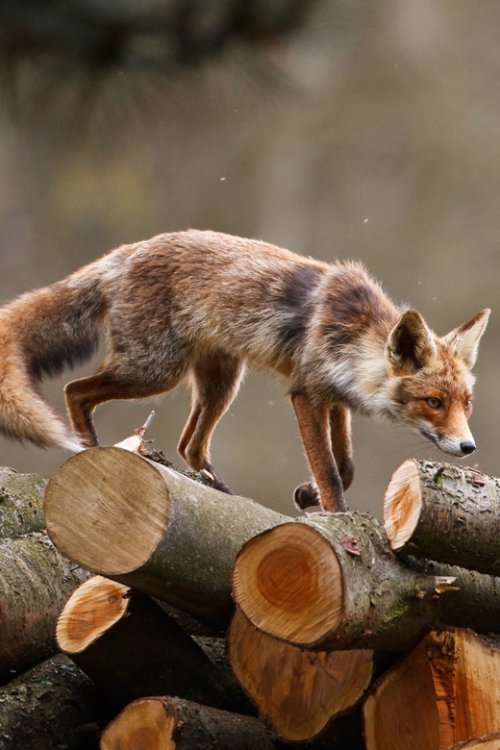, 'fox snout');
422,423,476,458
